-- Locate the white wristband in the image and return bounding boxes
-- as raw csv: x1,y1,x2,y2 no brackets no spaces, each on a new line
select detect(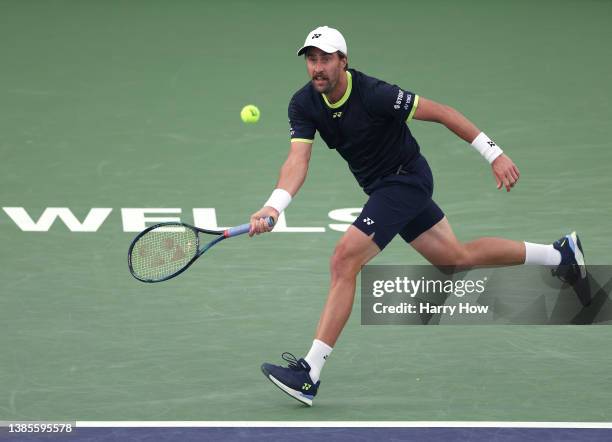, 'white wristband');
264,188,292,213
471,132,503,164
